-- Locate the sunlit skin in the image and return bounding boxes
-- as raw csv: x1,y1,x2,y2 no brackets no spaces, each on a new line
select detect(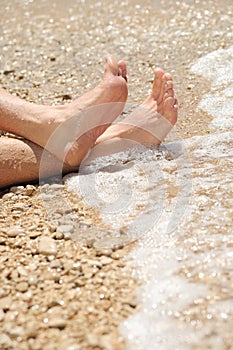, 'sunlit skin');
0,56,177,188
